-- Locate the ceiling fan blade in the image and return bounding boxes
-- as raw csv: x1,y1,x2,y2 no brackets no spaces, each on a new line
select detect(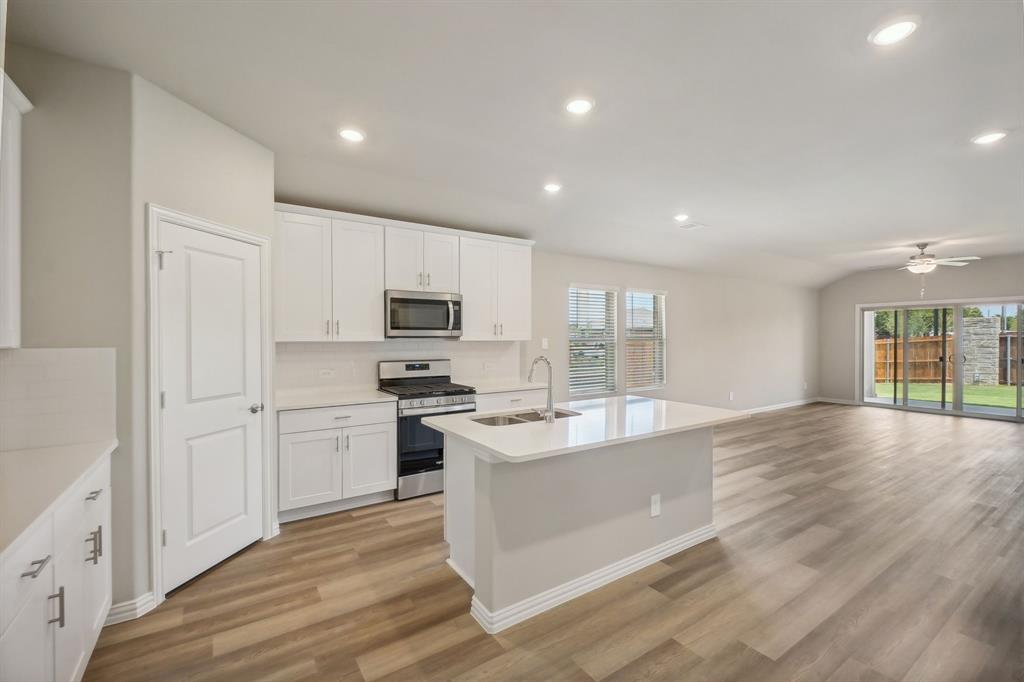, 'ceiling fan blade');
934,256,980,262
937,261,968,267
897,265,911,270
